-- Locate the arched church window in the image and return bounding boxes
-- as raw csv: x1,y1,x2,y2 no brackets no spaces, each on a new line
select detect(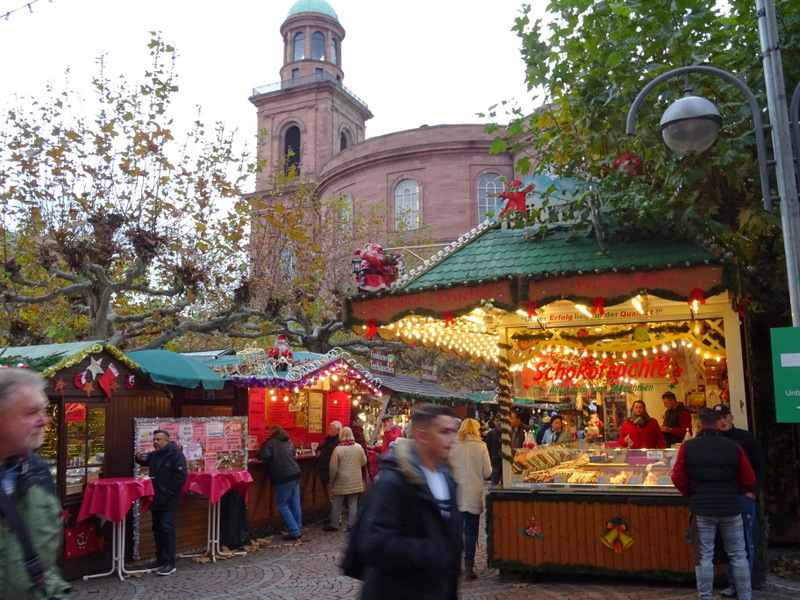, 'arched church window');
330,38,338,64
478,173,504,221
312,32,325,60
293,32,305,60
340,130,350,151
284,125,301,173
394,179,420,230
